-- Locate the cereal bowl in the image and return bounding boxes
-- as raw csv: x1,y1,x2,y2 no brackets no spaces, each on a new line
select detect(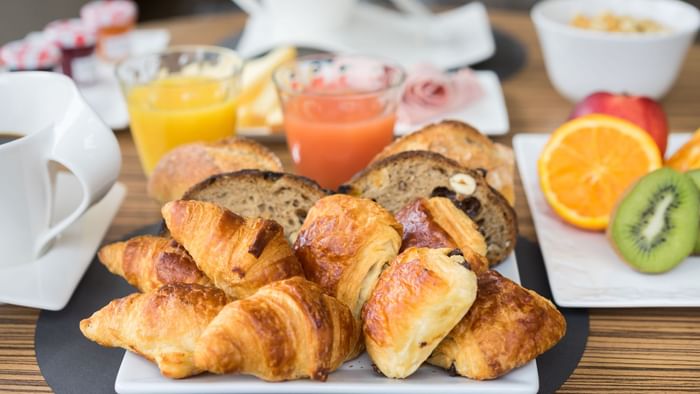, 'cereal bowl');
532,0,700,101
